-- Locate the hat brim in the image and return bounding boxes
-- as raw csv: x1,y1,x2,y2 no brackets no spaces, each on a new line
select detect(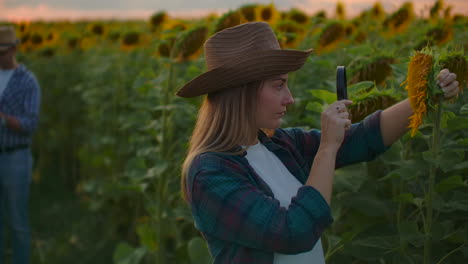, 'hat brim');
176,48,313,98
